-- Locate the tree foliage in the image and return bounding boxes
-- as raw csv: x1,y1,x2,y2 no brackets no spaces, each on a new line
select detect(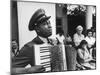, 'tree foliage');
67,5,86,16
